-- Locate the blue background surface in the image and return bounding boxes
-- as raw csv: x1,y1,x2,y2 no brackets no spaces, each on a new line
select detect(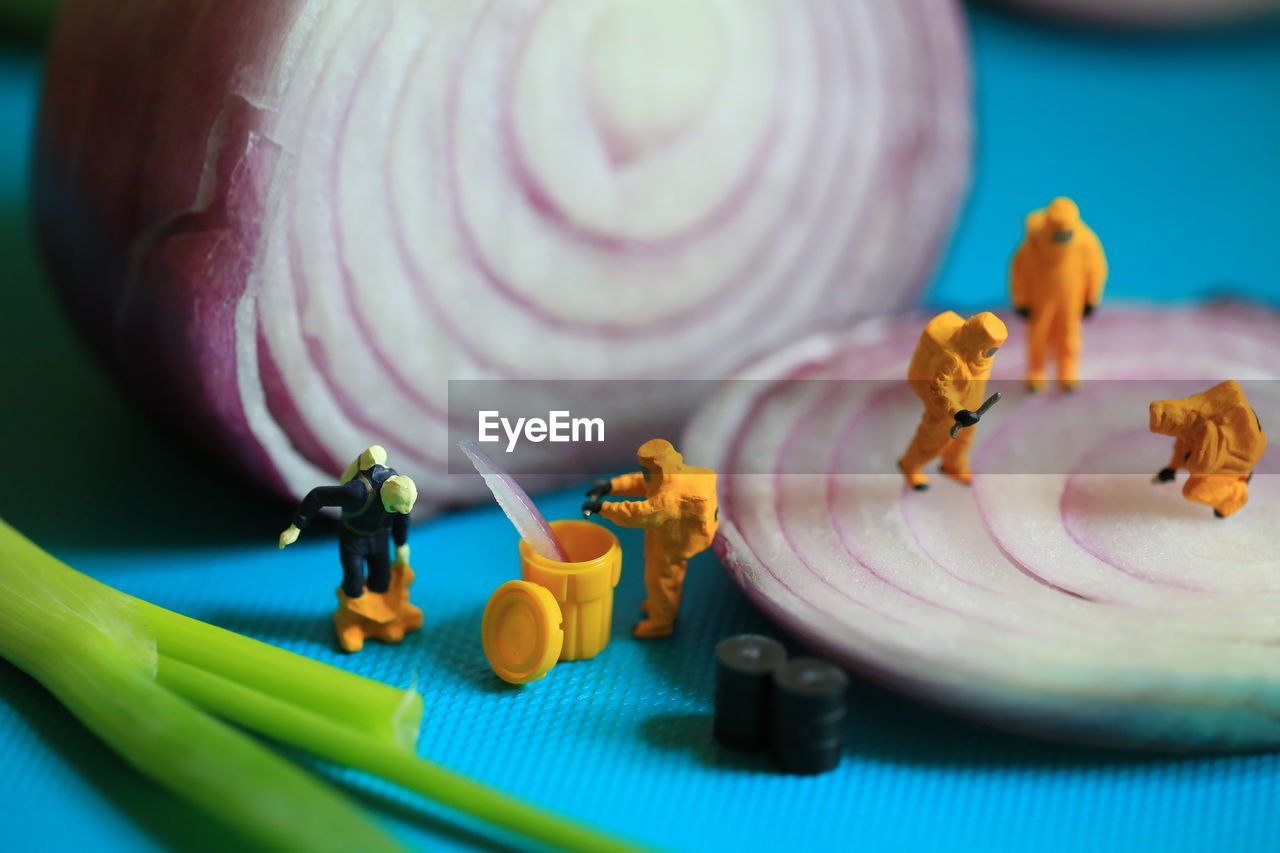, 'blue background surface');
2,6,1280,853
